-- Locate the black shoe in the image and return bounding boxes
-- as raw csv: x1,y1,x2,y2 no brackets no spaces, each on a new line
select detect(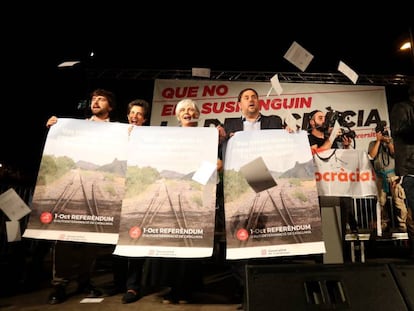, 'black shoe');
48,285,67,305
79,283,103,298
122,290,141,304
101,282,124,297
85,286,103,298
172,292,192,304
162,292,177,304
